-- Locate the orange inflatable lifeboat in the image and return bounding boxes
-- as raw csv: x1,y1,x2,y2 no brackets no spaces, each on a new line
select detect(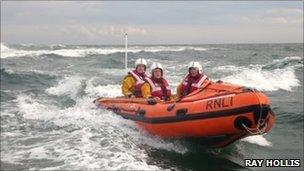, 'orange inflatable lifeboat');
94,81,275,147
